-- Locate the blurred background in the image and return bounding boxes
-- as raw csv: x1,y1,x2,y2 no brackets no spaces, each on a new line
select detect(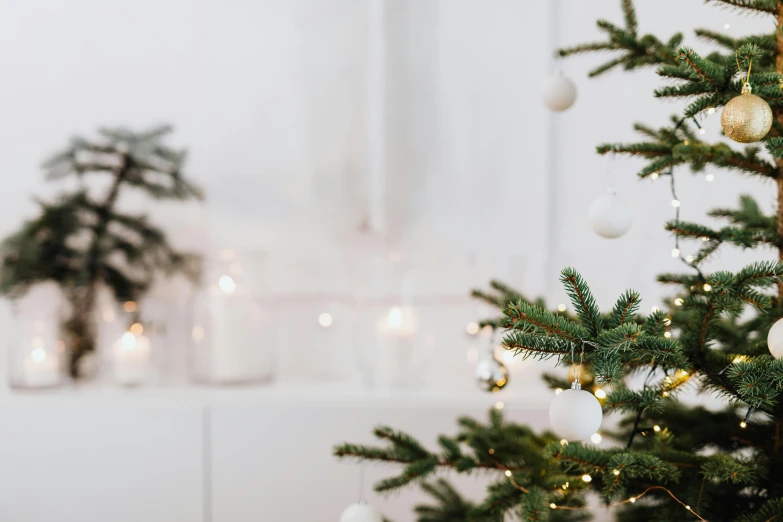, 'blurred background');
0,0,776,520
